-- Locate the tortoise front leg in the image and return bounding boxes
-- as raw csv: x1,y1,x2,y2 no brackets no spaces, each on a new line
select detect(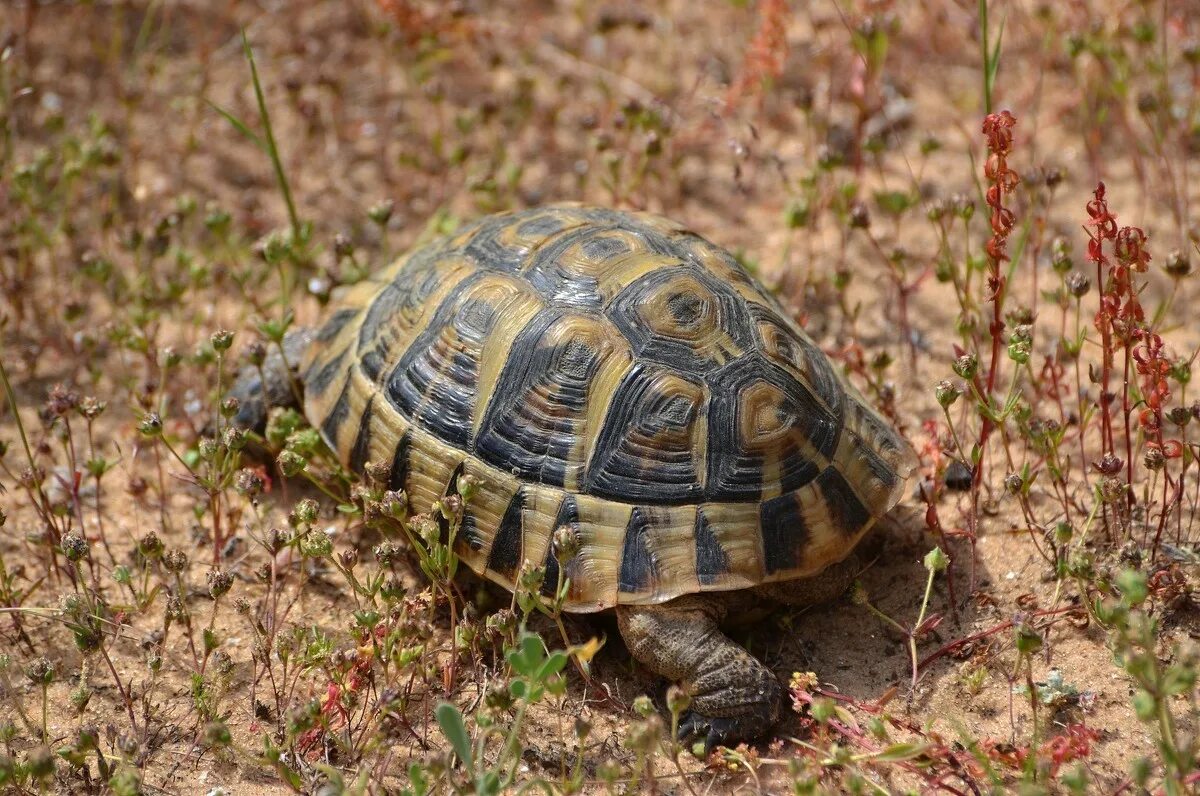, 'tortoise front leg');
227,327,314,434
616,595,783,751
